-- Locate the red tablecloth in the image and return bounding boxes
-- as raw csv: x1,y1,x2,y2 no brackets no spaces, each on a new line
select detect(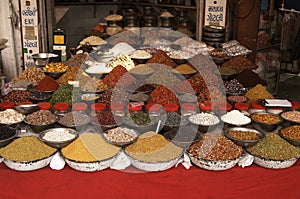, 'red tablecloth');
0,161,300,199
